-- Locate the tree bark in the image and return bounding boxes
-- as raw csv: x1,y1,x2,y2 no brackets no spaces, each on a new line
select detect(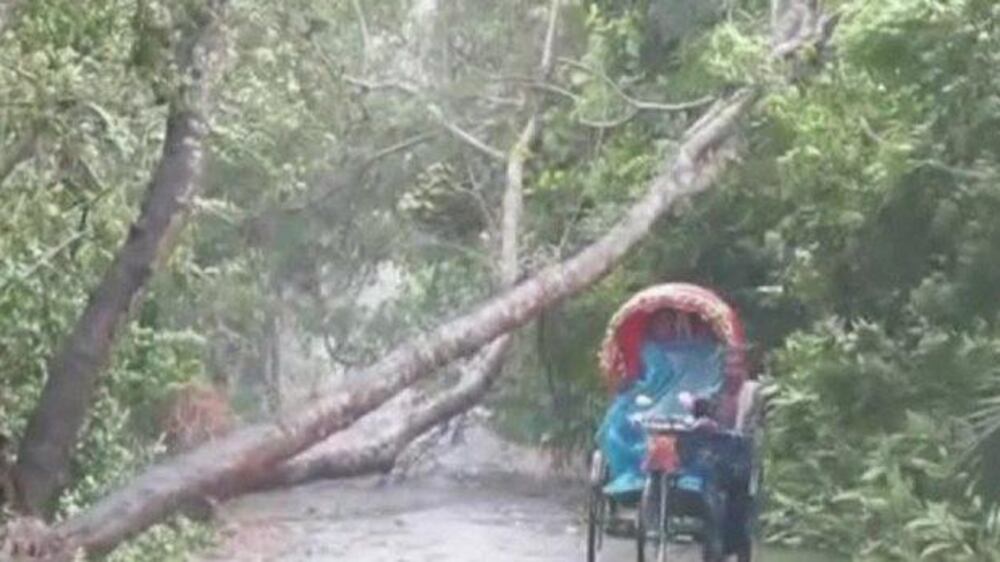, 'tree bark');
11,0,230,517
502,0,559,288
38,86,755,557
248,336,511,489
